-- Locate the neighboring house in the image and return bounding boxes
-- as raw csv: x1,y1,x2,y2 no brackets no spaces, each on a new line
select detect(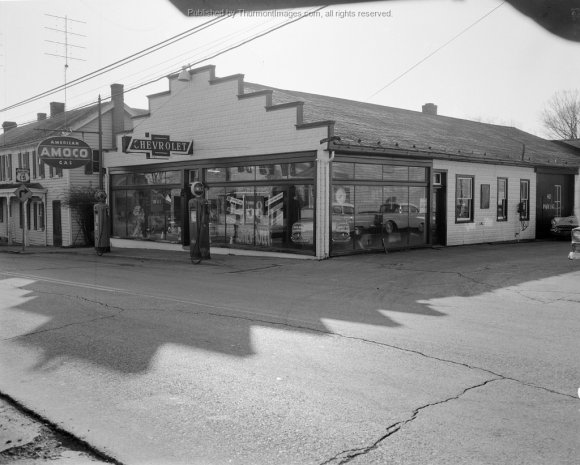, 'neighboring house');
0,84,142,247
91,65,576,258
